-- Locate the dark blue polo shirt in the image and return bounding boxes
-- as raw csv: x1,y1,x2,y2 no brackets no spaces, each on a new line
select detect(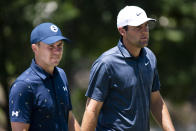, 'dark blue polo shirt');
9,59,72,131
86,39,161,131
